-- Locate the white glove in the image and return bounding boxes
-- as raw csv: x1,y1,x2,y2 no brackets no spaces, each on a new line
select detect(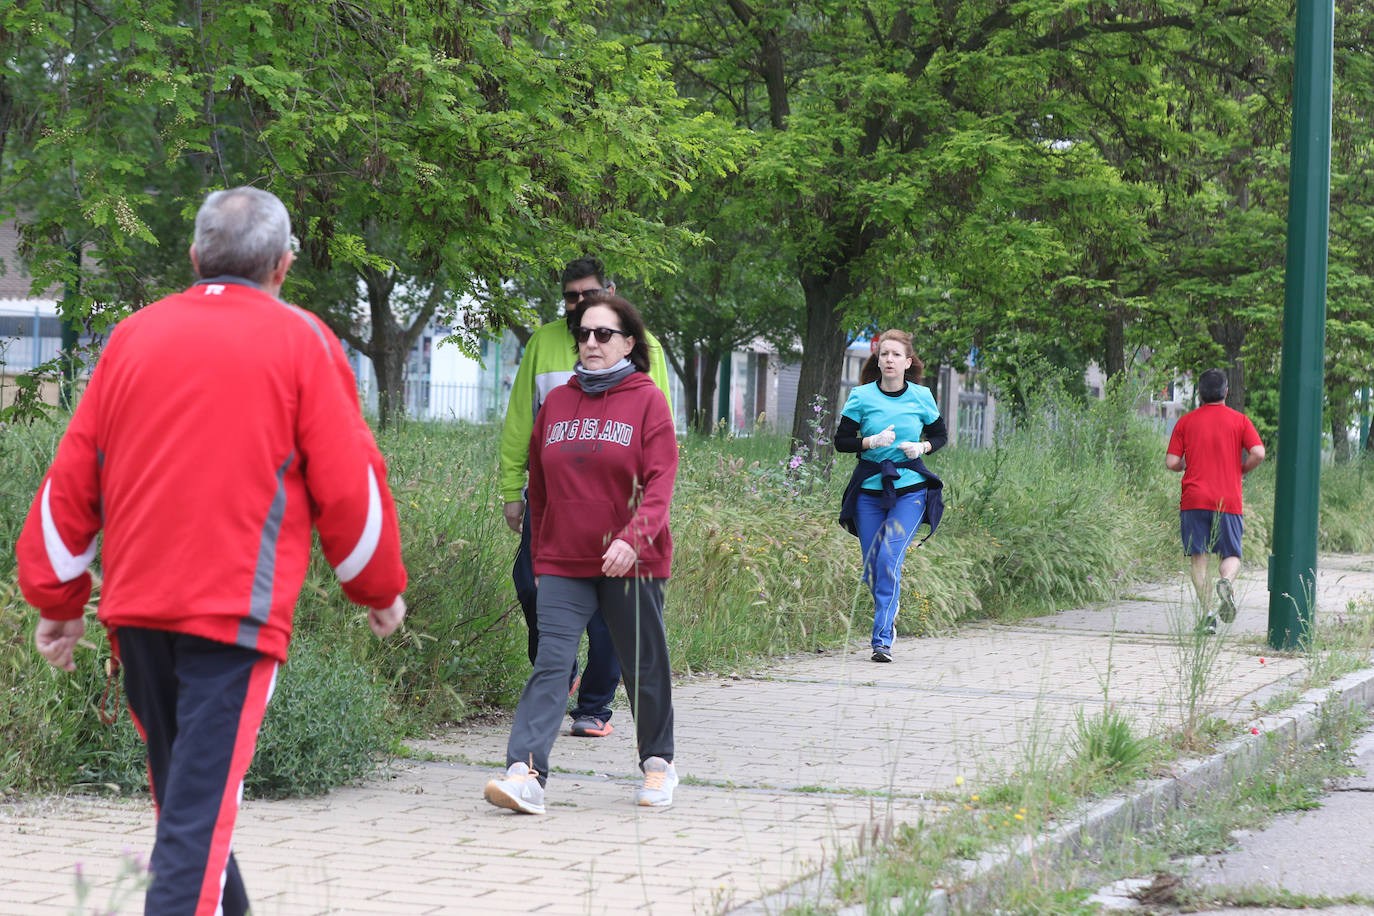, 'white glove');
898,440,928,459
865,425,896,449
